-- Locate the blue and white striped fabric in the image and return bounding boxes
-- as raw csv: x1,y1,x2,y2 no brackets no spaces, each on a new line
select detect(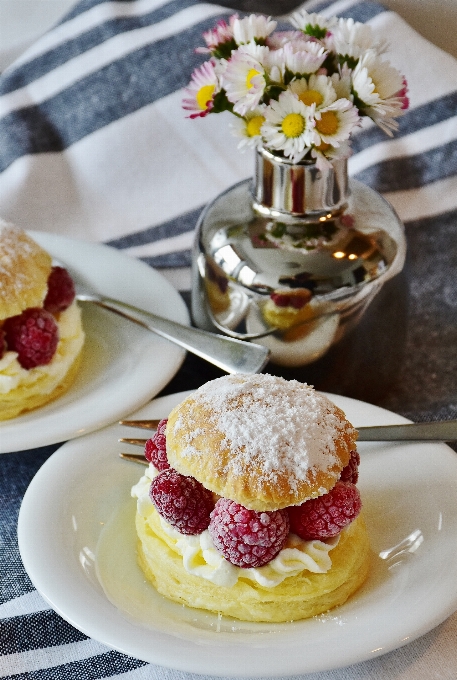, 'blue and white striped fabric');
1,1,457,678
